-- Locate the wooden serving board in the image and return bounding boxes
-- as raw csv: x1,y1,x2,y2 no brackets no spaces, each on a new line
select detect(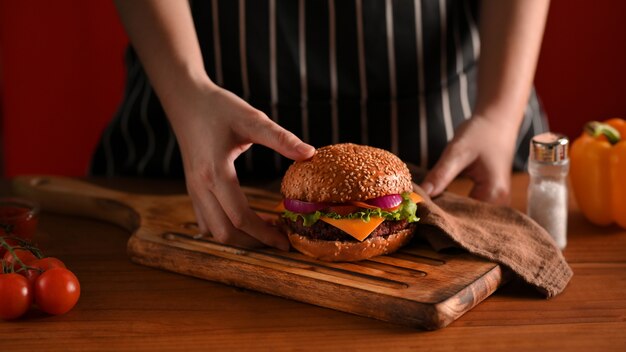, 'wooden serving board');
12,175,504,330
